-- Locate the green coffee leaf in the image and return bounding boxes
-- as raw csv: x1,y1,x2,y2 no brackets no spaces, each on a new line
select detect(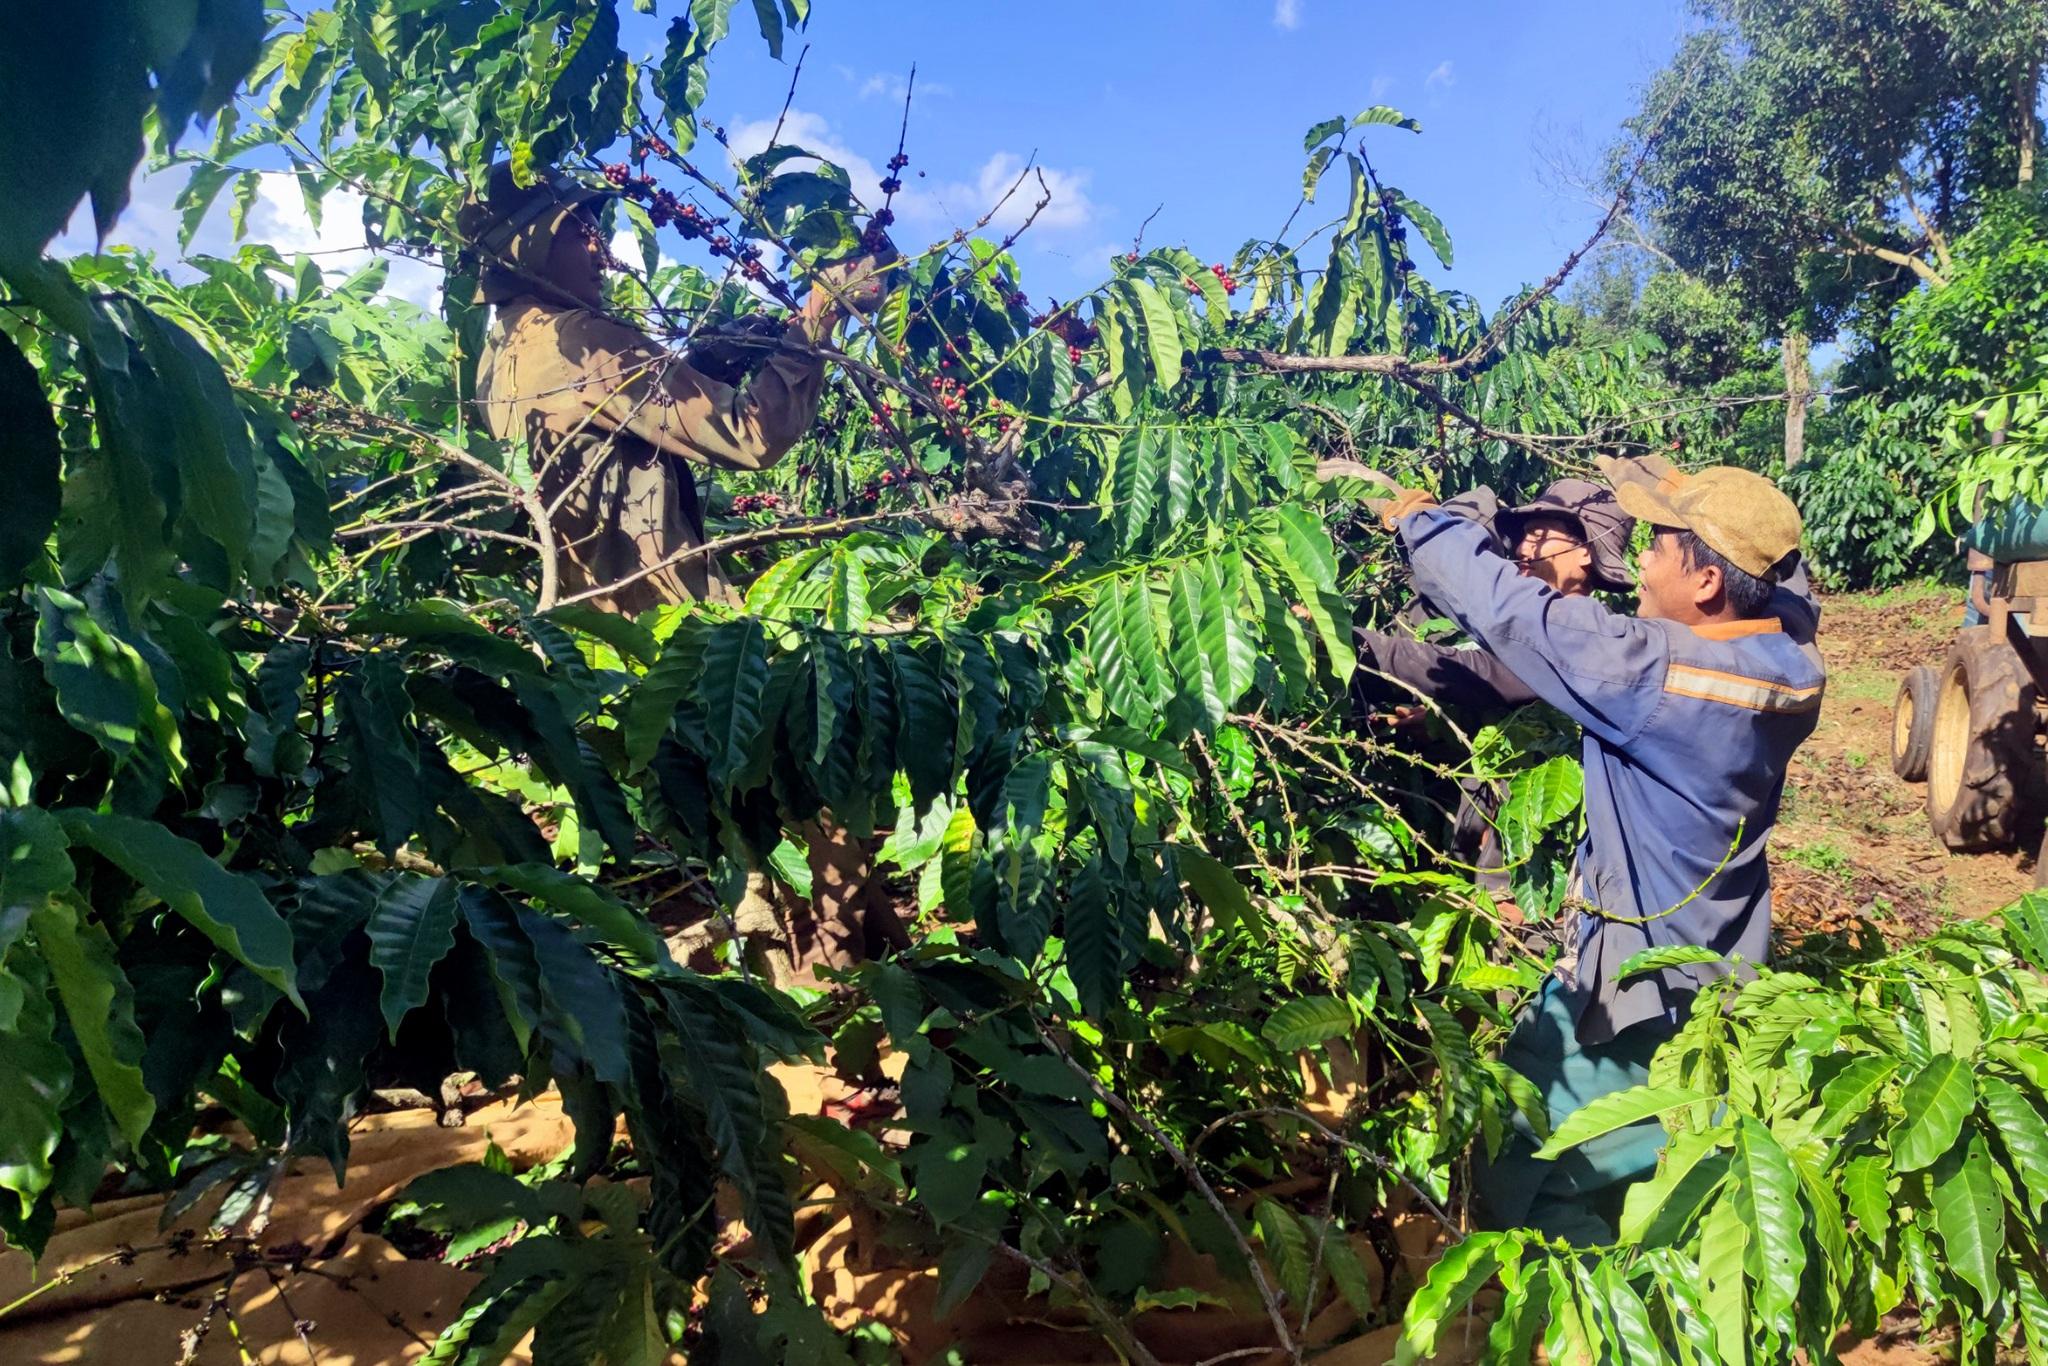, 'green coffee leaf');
1615,943,1725,981
1730,1117,1804,1334
0,961,70,1226
31,899,152,1144
1977,1075,2048,1217
1261,995,1352,1051
1930,1134,2003,1309
1891,1053,1975,1171
0,807,73,926
59,811,299,1007
363,875,460,1039
1533,1085,1703,1160
1252,1198,1313,1308
1396,1230,1509,1364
